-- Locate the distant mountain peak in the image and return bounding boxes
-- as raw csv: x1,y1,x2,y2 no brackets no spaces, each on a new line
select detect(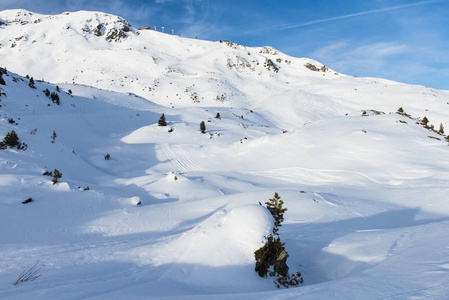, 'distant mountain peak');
0,9,134,42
